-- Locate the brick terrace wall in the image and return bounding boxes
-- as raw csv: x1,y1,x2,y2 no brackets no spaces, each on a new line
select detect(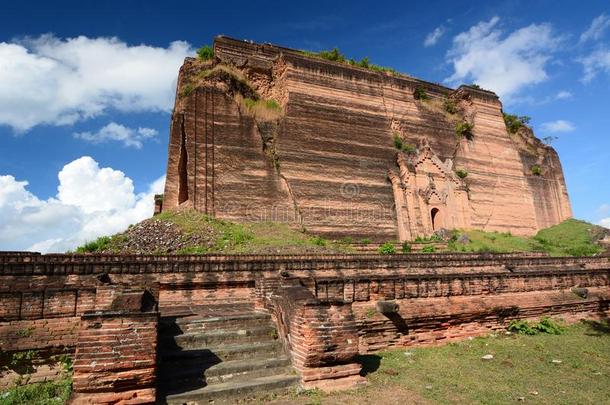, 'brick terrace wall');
71,311,158,404
0,252,609,391
267,280,364,390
